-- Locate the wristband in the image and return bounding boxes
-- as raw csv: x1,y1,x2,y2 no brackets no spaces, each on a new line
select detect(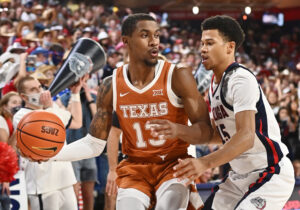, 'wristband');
71,93,80,102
